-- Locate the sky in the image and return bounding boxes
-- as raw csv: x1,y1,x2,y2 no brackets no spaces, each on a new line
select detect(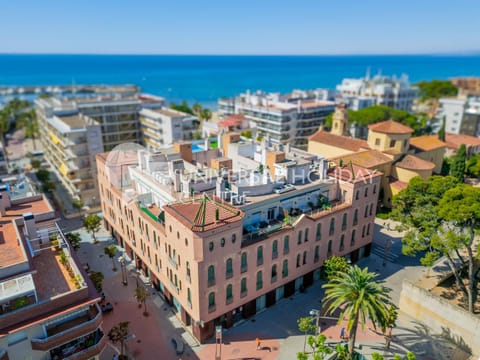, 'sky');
1,0,479,55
